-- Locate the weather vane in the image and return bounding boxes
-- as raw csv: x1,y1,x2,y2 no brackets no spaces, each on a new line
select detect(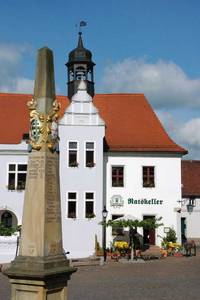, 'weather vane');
76,20,87,34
